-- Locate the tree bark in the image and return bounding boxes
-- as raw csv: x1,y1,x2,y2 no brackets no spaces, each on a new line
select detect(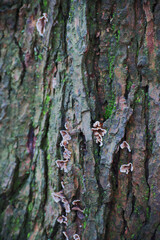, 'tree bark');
0,0,160,239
